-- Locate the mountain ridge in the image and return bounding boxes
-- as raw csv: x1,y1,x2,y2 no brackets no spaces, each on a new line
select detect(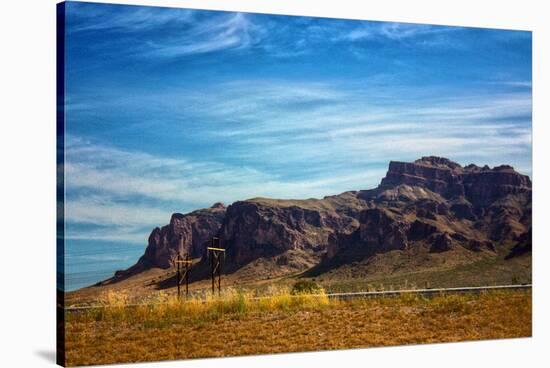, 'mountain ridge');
111,156,531,284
